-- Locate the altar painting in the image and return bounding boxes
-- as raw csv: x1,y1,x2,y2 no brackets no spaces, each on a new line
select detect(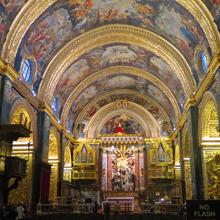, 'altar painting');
111,145,135,192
